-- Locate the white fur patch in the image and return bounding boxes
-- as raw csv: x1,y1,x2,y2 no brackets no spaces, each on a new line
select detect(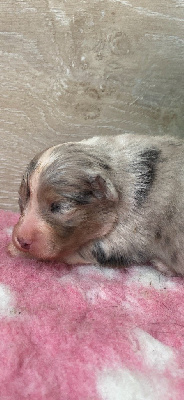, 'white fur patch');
76,265,120,280
97,367,170,400
127,266,177,290
86,287,107,303
0,284,16,317
134,329,175,372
